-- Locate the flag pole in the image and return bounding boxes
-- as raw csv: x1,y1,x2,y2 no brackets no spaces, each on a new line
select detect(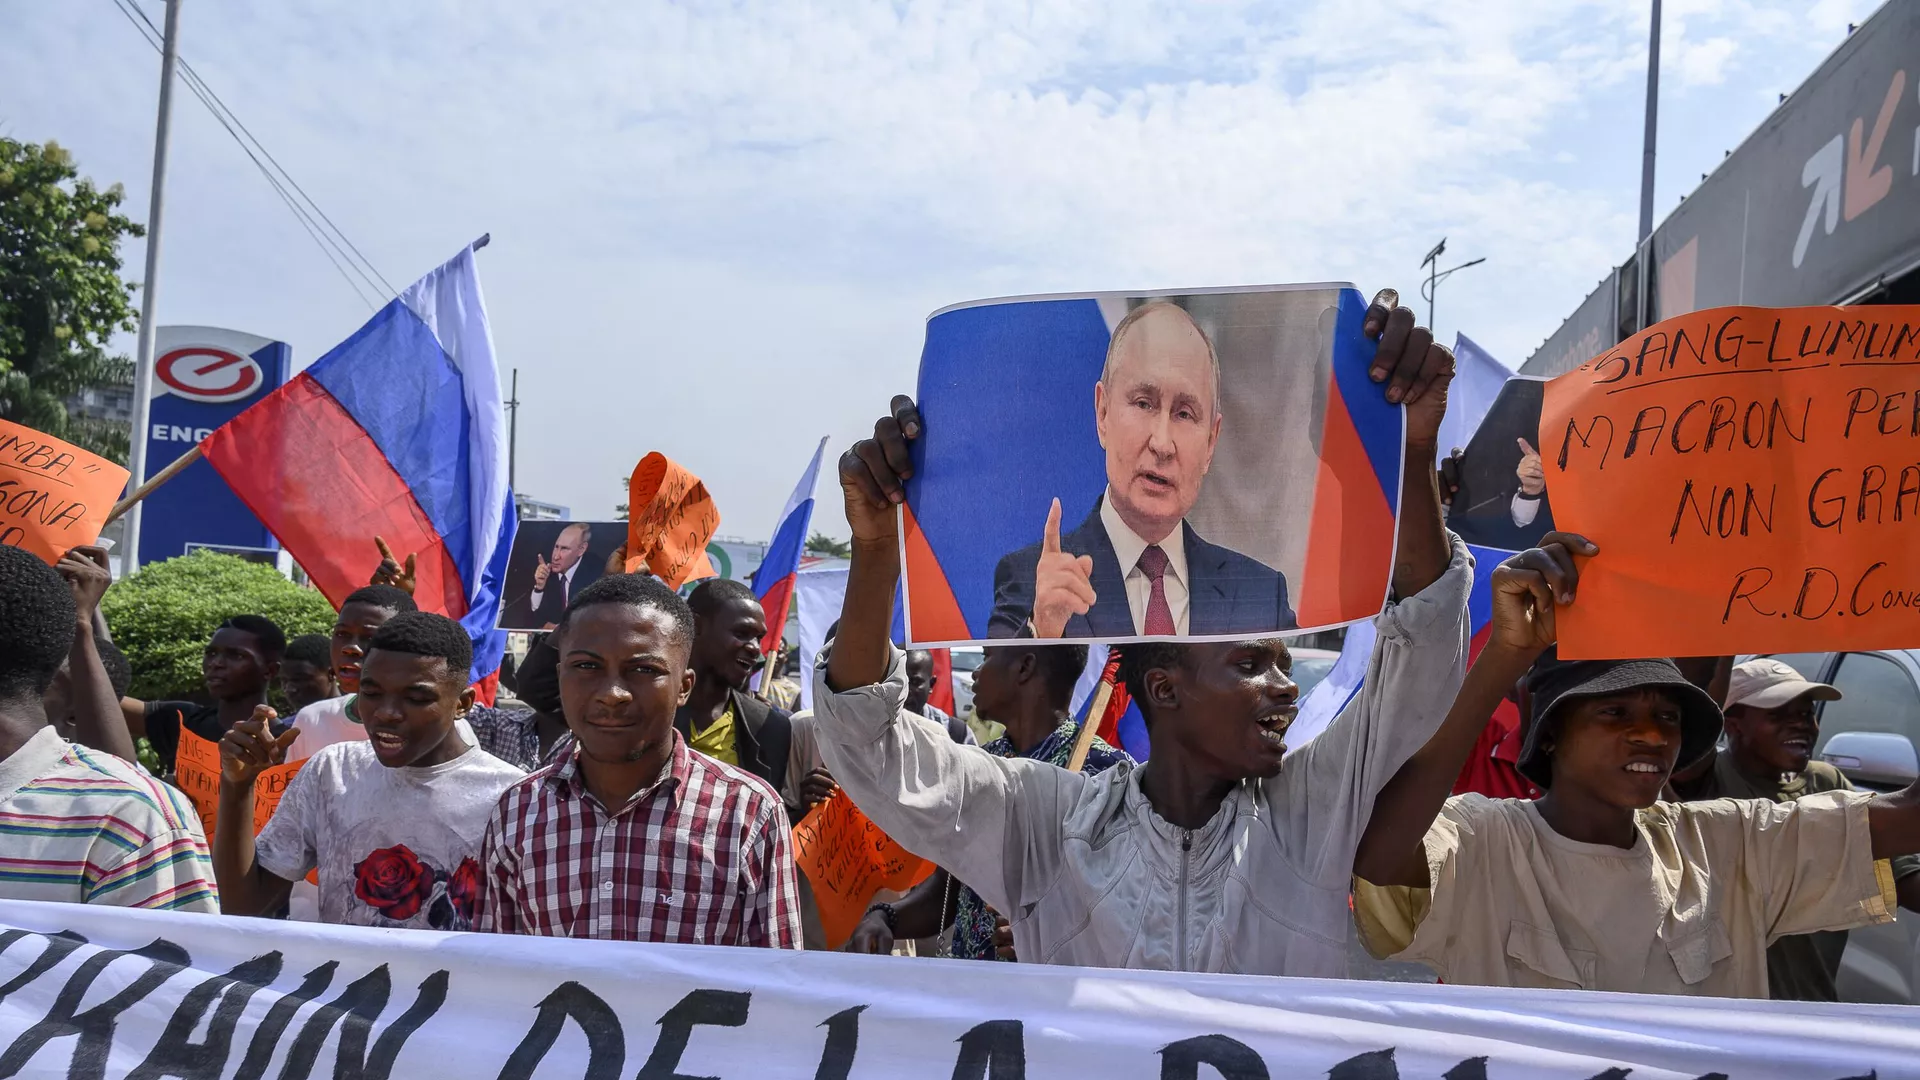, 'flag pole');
122,0,186,574
1066,681,1115,773
105,445,201,526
